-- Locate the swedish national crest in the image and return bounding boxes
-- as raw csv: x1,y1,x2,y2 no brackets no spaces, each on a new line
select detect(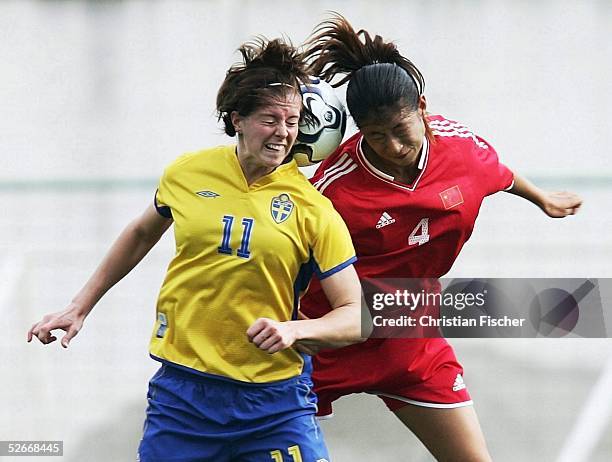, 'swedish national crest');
270,193,294,224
